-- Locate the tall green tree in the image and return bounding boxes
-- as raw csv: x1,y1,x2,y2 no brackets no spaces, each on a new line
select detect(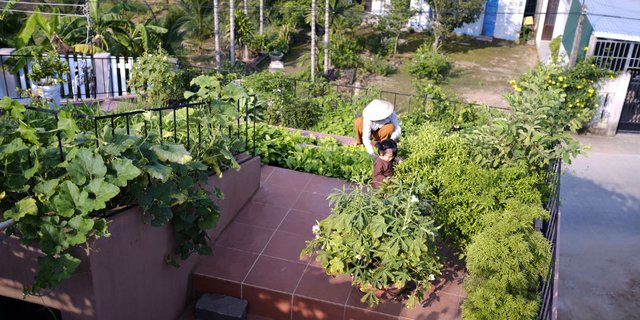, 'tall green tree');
377,0,414,56
425,0,485,51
